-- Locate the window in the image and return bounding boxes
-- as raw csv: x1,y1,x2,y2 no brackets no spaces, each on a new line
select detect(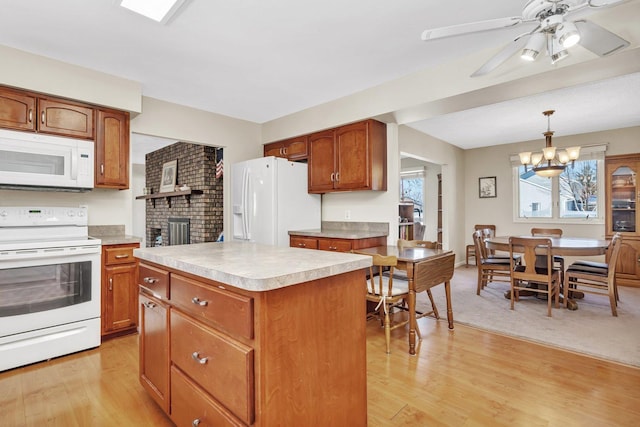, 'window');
512,146,605,223
400,169,424,222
